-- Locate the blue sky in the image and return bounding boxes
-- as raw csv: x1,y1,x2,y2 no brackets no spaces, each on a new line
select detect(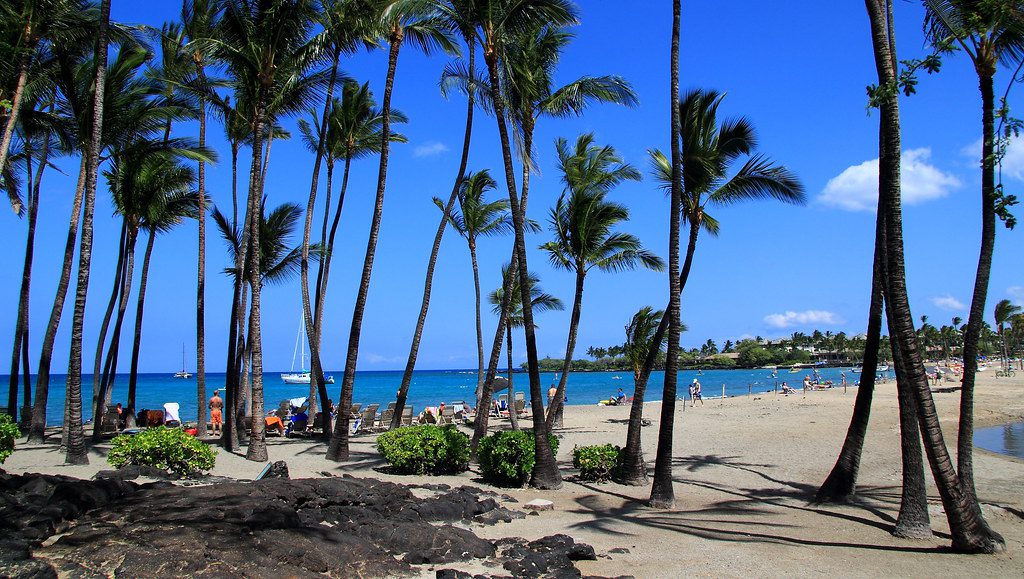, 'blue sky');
2,1,1022,374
